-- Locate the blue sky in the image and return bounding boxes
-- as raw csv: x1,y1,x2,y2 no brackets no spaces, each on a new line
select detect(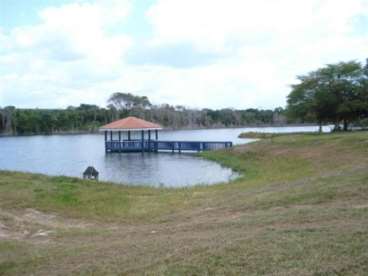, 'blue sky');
0,0,367,109
0,0,153,37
